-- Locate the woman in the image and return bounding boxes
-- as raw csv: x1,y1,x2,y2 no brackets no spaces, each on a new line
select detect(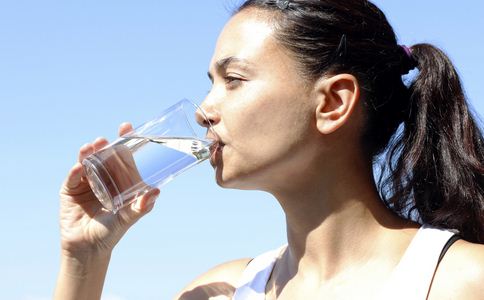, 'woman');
55,0,484,299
